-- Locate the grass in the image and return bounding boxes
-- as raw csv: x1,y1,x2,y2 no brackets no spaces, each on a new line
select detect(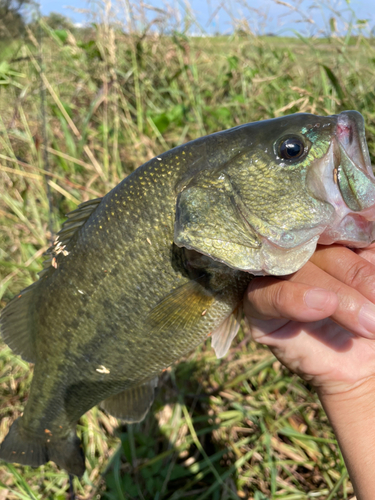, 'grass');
1,2,375,498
